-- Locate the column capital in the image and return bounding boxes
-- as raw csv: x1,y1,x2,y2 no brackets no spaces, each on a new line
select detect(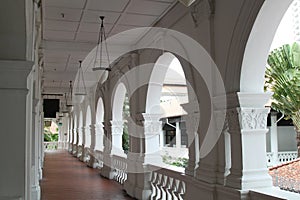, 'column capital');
227,107,270,132
142,113,162,136
142,113,161,122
